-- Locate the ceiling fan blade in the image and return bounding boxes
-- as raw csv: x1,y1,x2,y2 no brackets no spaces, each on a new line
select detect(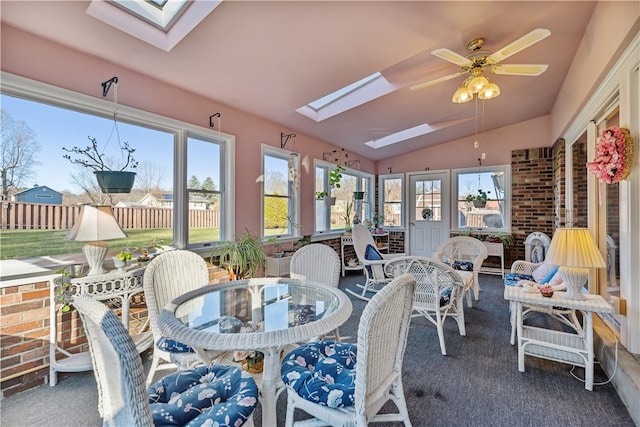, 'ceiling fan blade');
410,71,466,91
431,48,472,67
491,64,549,76
488,28,551,64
